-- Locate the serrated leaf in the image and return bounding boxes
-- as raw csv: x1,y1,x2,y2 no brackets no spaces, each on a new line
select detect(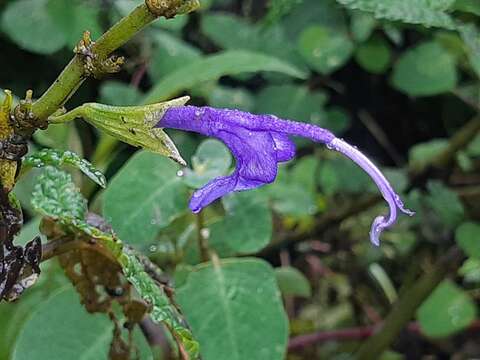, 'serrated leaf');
176,258,288,360
49,97,189,165
183,139,232,189
103,151,189,246
1,0,67,54
209,192,272,255
31,167,116,245
418,280,477,338
24,149,106,188
275,266,312,297
142,50,307,103
31,167,87,221
120,251,199,359
455,222,480,259
391,42,457,96
335,0,456,29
